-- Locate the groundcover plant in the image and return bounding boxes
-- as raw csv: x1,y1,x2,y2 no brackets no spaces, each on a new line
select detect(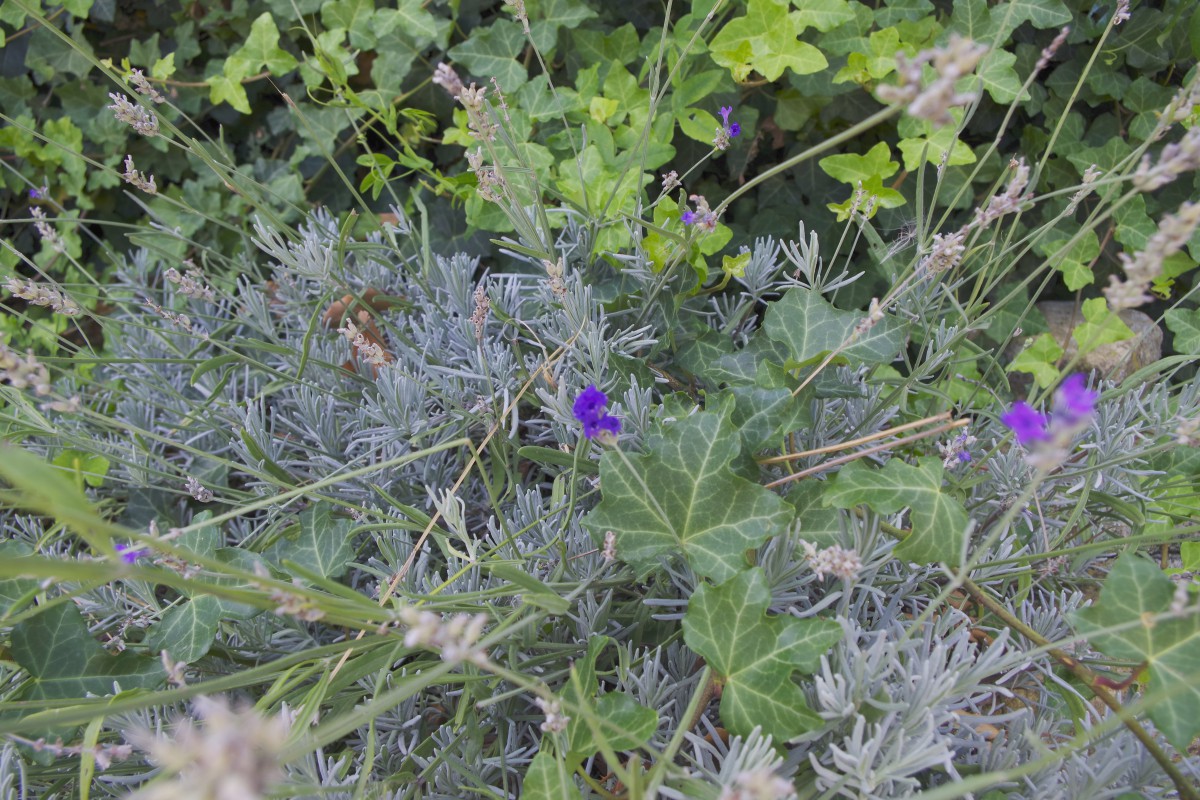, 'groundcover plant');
2,0,1200,798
